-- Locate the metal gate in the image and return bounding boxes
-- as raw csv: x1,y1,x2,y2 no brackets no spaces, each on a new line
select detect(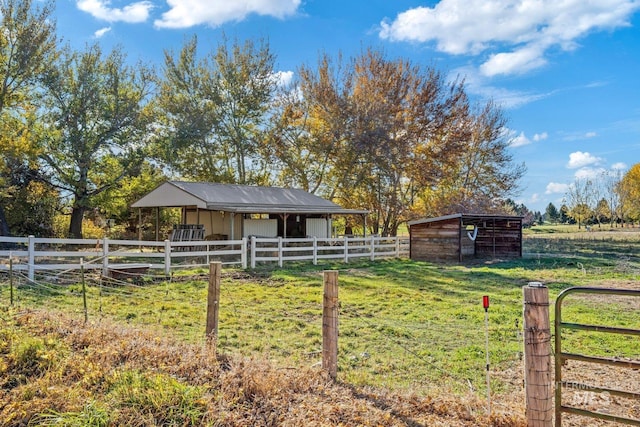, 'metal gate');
555,287,640,426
